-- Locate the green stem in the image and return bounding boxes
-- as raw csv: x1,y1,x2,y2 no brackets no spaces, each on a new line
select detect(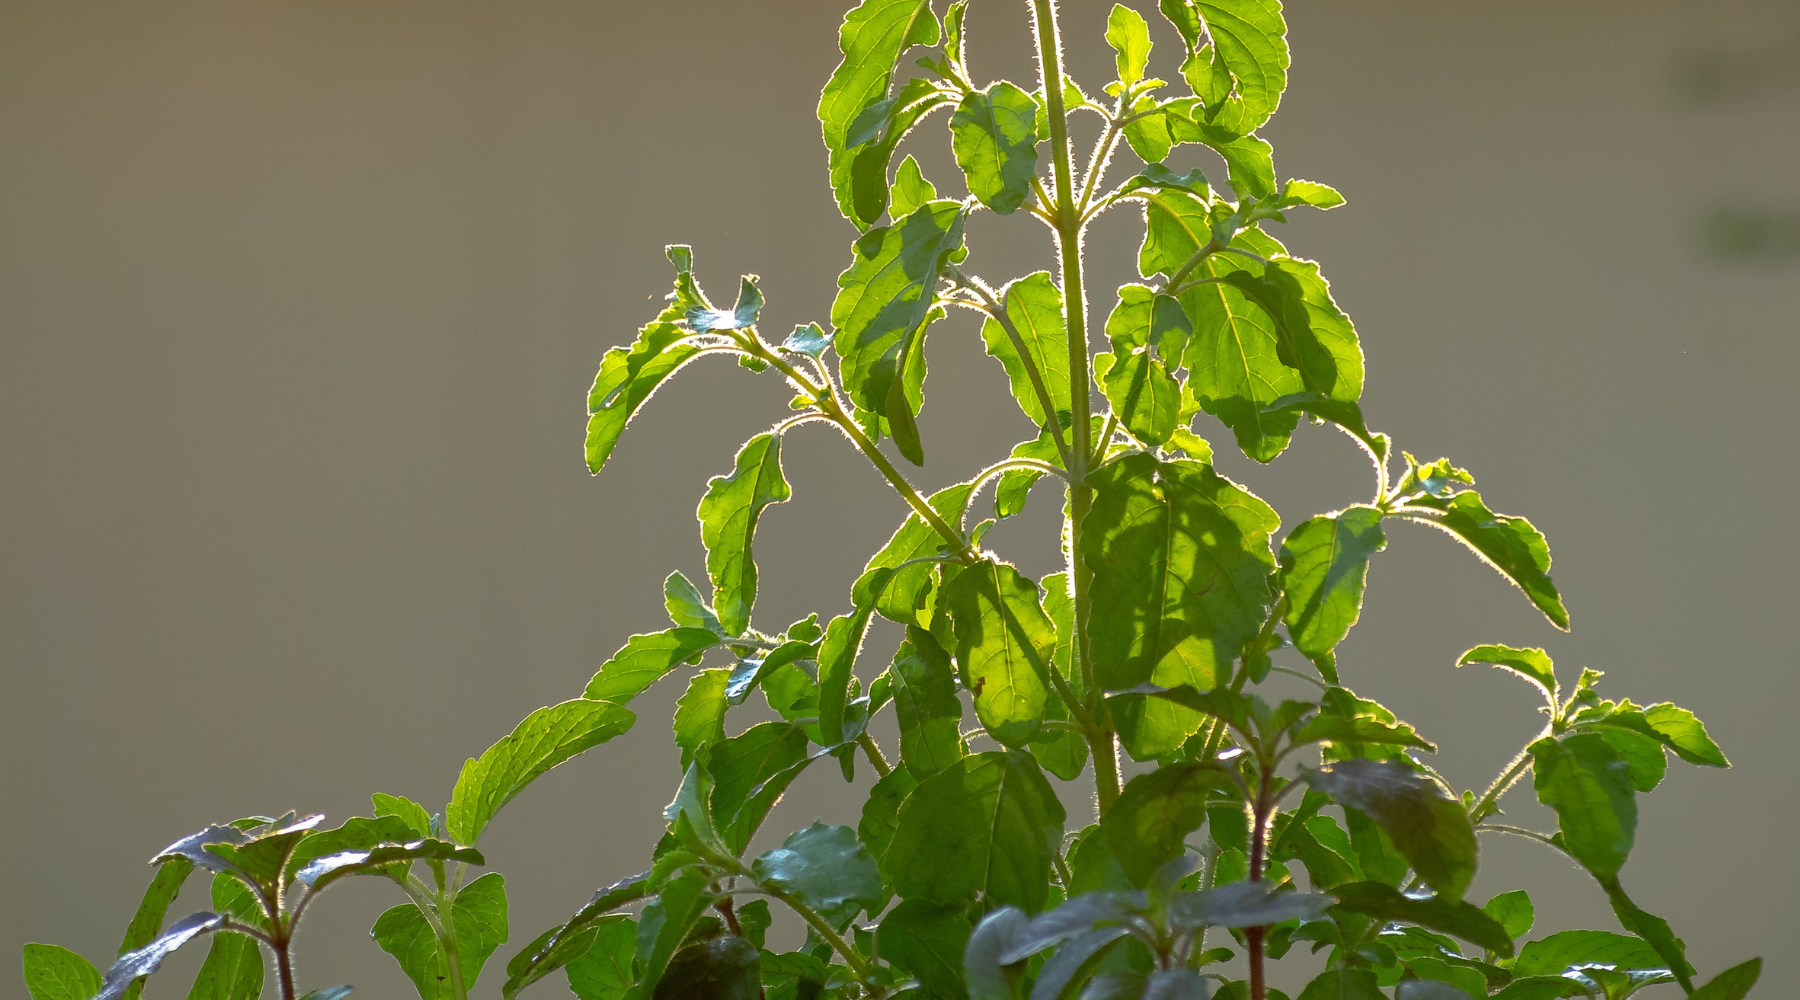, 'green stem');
856,732,892,778
946,269,1073,467
762,882,873,982
1469,727,1550,822
402,876,468,1000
